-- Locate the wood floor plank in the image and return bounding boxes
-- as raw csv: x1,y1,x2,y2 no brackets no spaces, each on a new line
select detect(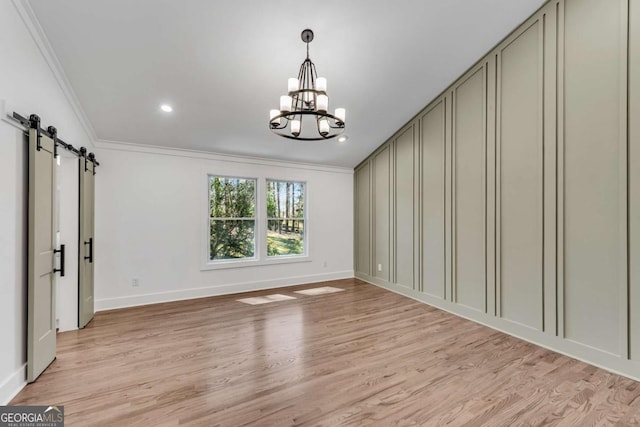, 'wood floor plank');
10,279,640,426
